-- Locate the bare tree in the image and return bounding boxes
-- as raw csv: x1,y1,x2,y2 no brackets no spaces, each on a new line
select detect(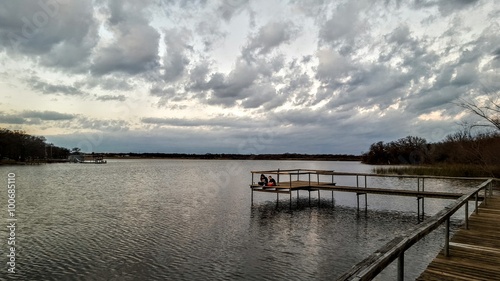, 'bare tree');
457,95,500,131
